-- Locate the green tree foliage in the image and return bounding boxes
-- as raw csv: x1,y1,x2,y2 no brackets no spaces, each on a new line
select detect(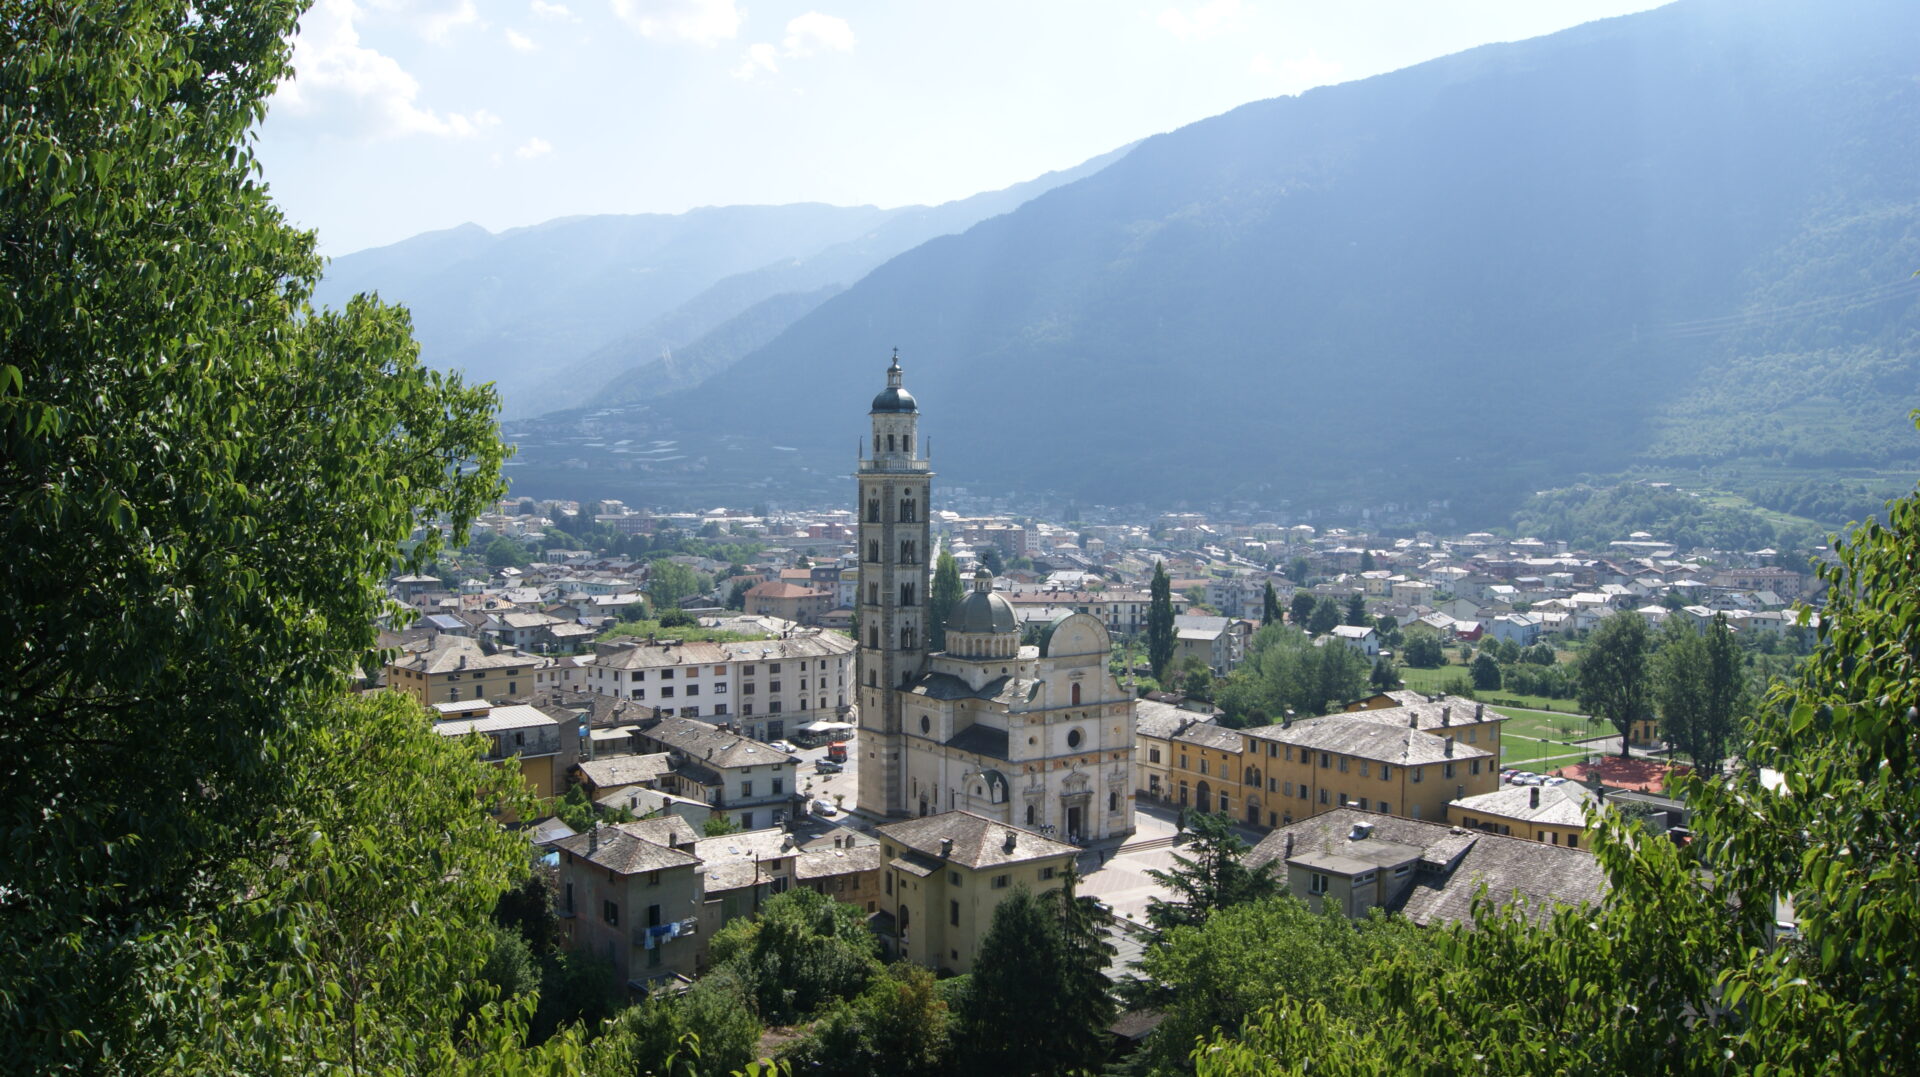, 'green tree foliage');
1133,897,1443,1076
0,4,567,1068
1576,612,1654,756
488,535,535,569
1343,593,1369,627
956,881,1115,1077
786,963,952,1077
1262,580,1283,625
1197,440,1920,1076
929,550,964,651
1512,481,1798,554
1397,622,1443,664
602,970,762,1077
978,544,1005,576
1307,597,1342,635
1521,641,1557,665
1286,557,1312,588
1654,613,1747,774
1368,657,1398,691
702,813,741,836
1469,650,1503,690
1287,590,1317,629
709,888,880,1024
1358,550,1375,572
1214,625,1370,727
1149,560,1177,679
647,560,710,610
1144,813,1278,935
